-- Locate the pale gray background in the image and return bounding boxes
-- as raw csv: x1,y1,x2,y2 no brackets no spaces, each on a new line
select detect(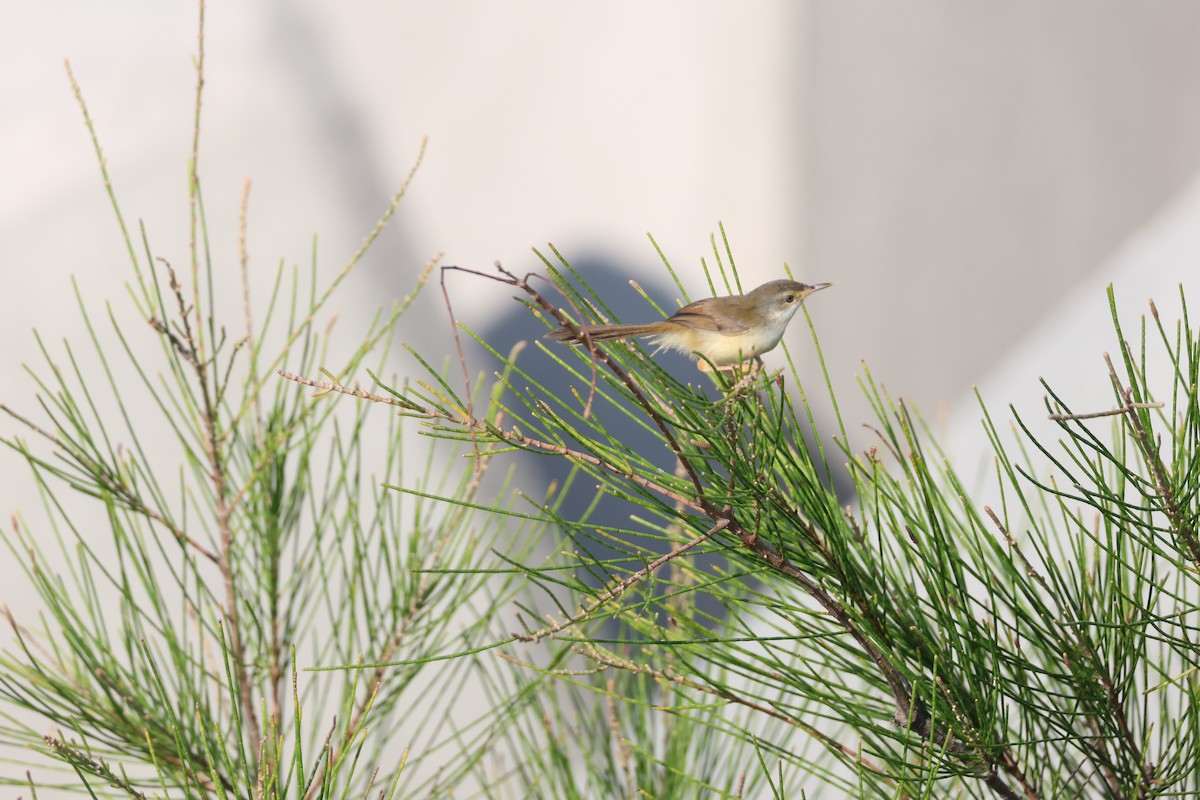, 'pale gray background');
3,1,1199,792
